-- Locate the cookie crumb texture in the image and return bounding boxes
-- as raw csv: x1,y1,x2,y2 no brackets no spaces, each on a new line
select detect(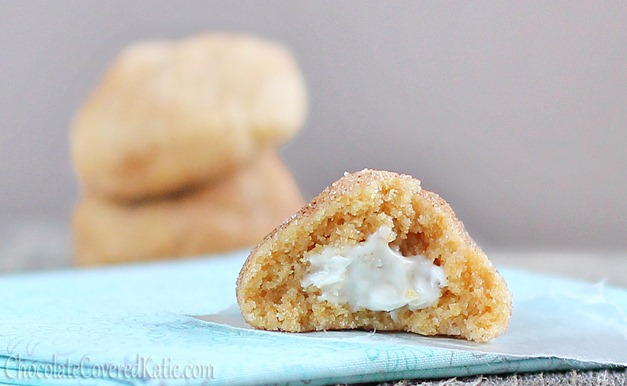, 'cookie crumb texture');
236,169,512,342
